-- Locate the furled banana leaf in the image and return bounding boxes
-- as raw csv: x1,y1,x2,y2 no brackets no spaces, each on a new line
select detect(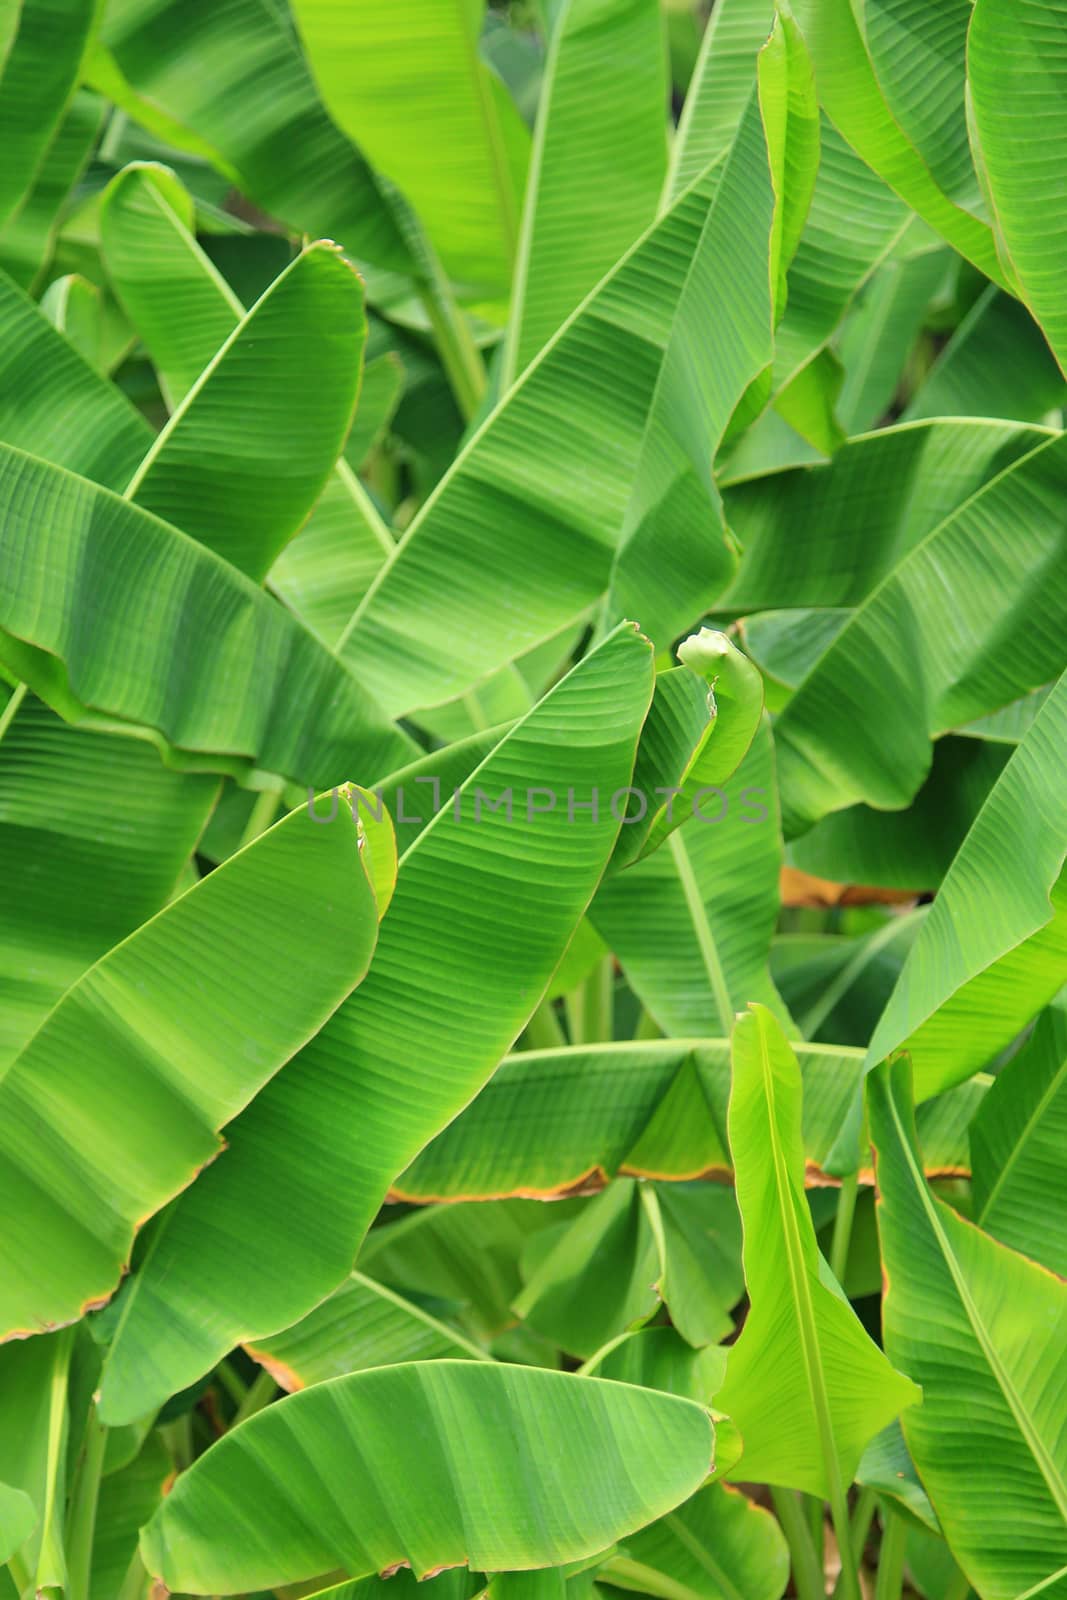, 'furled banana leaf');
613,629,764,870
714,1006,919,1496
